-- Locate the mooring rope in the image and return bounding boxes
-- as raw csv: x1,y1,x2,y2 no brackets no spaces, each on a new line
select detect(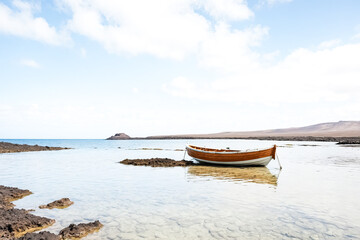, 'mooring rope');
182,147,187,160
276,153,283,170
